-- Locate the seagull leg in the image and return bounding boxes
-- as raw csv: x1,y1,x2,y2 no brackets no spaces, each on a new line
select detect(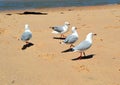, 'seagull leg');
70,44,74,48
83,52,86,56
61,34,64,38
61,34,63,38
61,34,66,38
26,41,29,44
78,52,82,60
